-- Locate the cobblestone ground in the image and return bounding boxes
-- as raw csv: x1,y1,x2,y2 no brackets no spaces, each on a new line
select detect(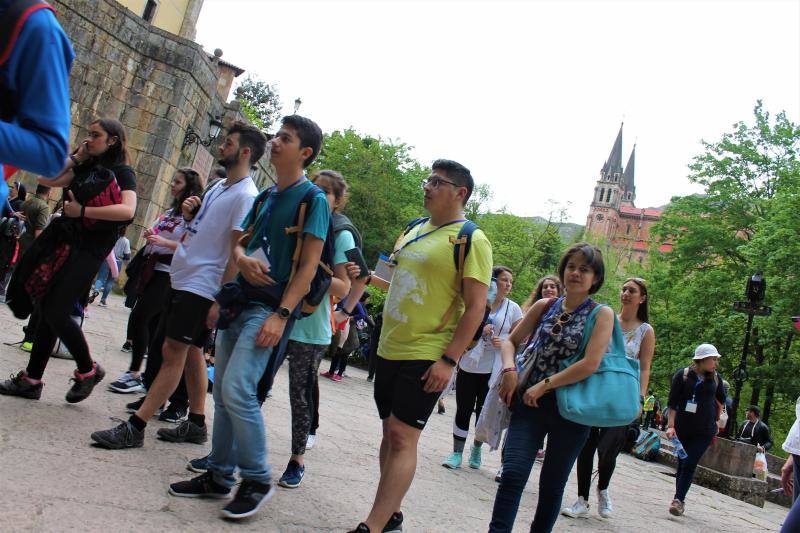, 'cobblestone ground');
0,297,790,532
